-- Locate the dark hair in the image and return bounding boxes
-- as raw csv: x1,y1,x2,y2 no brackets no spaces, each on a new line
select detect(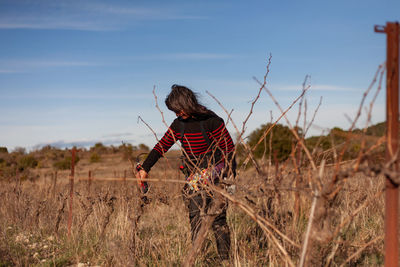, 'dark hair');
165,84,214,116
